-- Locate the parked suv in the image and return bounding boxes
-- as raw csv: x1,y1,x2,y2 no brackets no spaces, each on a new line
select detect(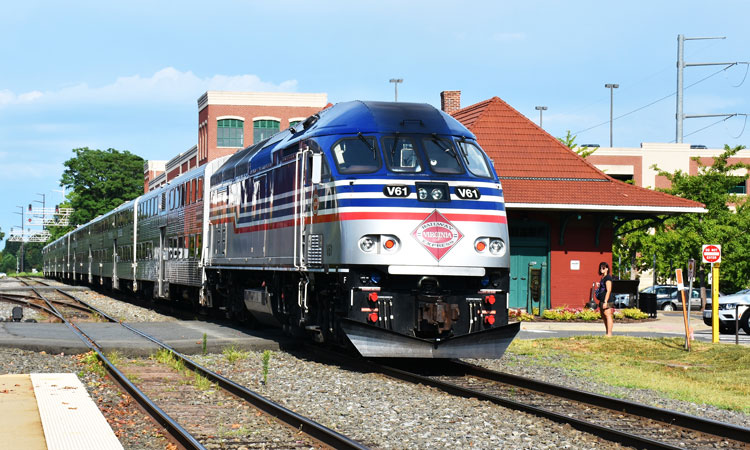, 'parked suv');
703,289,750,334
